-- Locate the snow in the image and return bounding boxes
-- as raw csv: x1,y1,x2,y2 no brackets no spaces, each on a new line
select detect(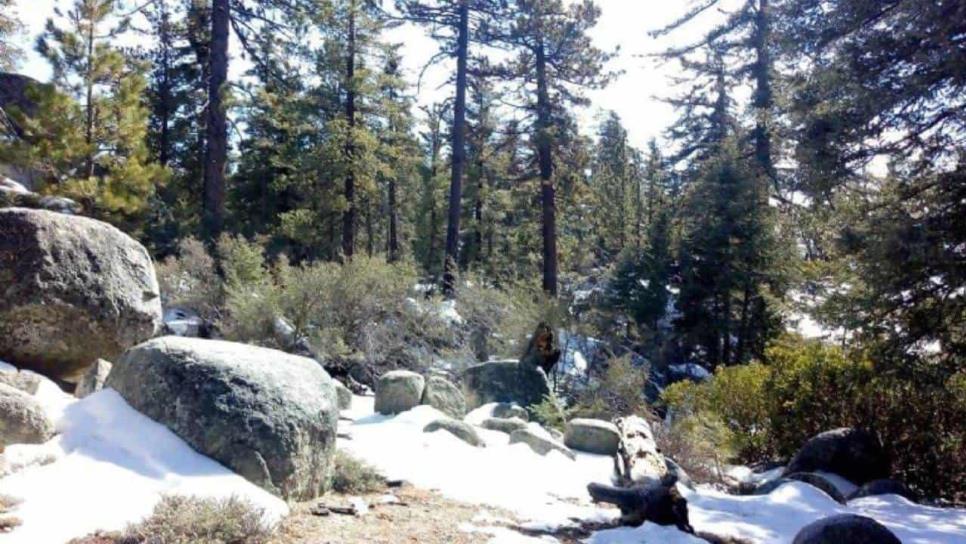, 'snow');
669,363,711,381
0,360,16,372
342,395,966,544
340,396,619,532
0,371,288,544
